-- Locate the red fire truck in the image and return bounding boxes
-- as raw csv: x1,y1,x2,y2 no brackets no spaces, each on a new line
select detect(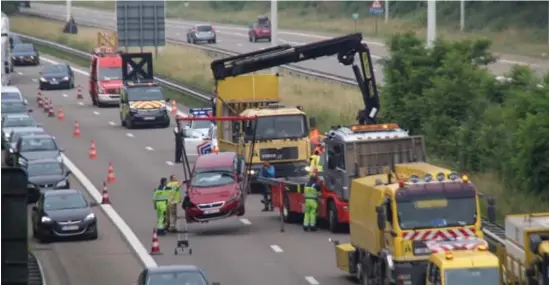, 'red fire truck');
89,32,122,107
